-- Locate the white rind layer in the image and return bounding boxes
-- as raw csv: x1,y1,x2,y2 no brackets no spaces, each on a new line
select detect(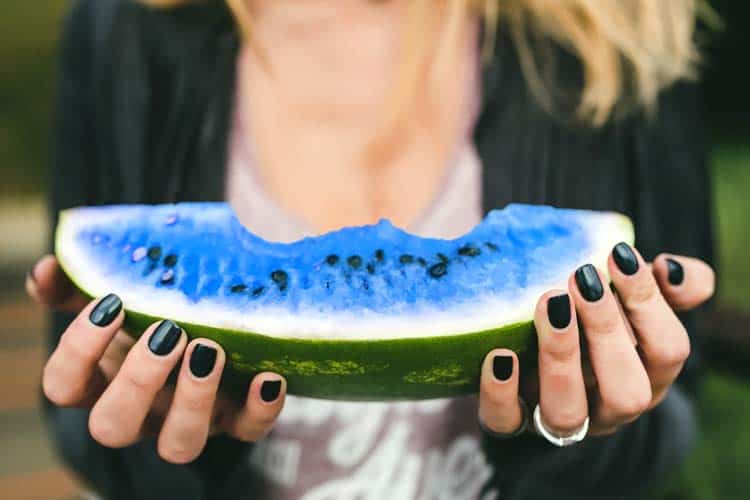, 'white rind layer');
56,209,633,341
